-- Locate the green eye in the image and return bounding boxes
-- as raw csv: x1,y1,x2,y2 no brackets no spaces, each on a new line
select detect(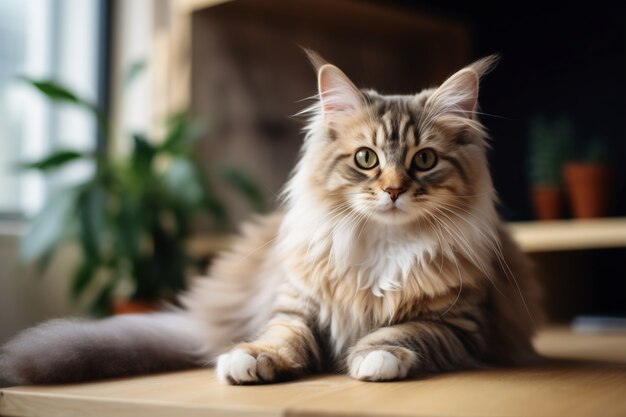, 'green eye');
354,147,379,170
413,148,437,171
